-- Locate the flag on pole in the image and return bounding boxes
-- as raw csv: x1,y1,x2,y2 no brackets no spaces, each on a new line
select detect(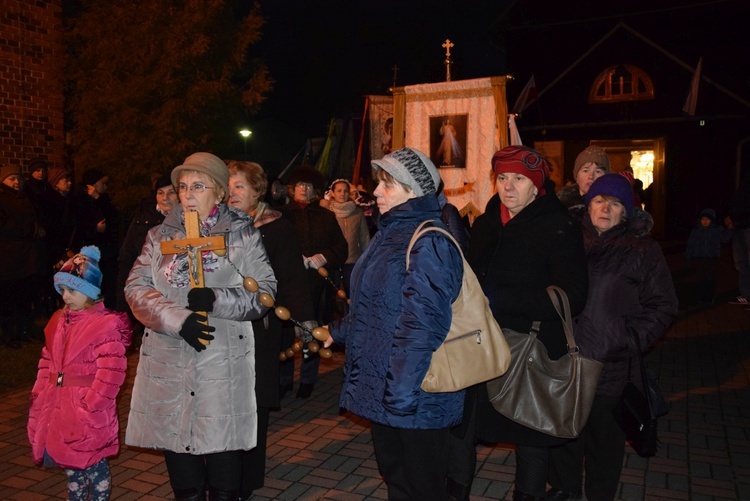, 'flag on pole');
508,114,523,146
682,57,702,116
512,75,537,115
